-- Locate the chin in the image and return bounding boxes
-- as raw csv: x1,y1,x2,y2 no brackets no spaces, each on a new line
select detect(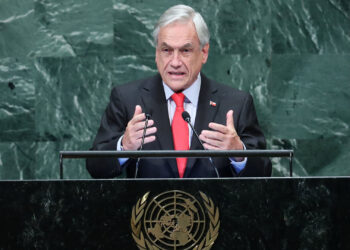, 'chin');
168,82,187,92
